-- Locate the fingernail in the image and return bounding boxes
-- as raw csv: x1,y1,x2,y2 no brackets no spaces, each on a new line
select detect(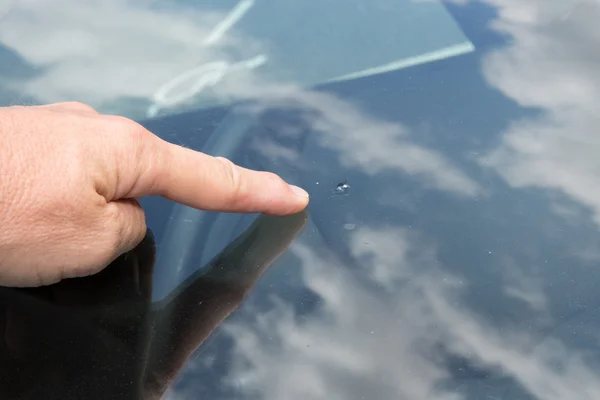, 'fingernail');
289,184,309,198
